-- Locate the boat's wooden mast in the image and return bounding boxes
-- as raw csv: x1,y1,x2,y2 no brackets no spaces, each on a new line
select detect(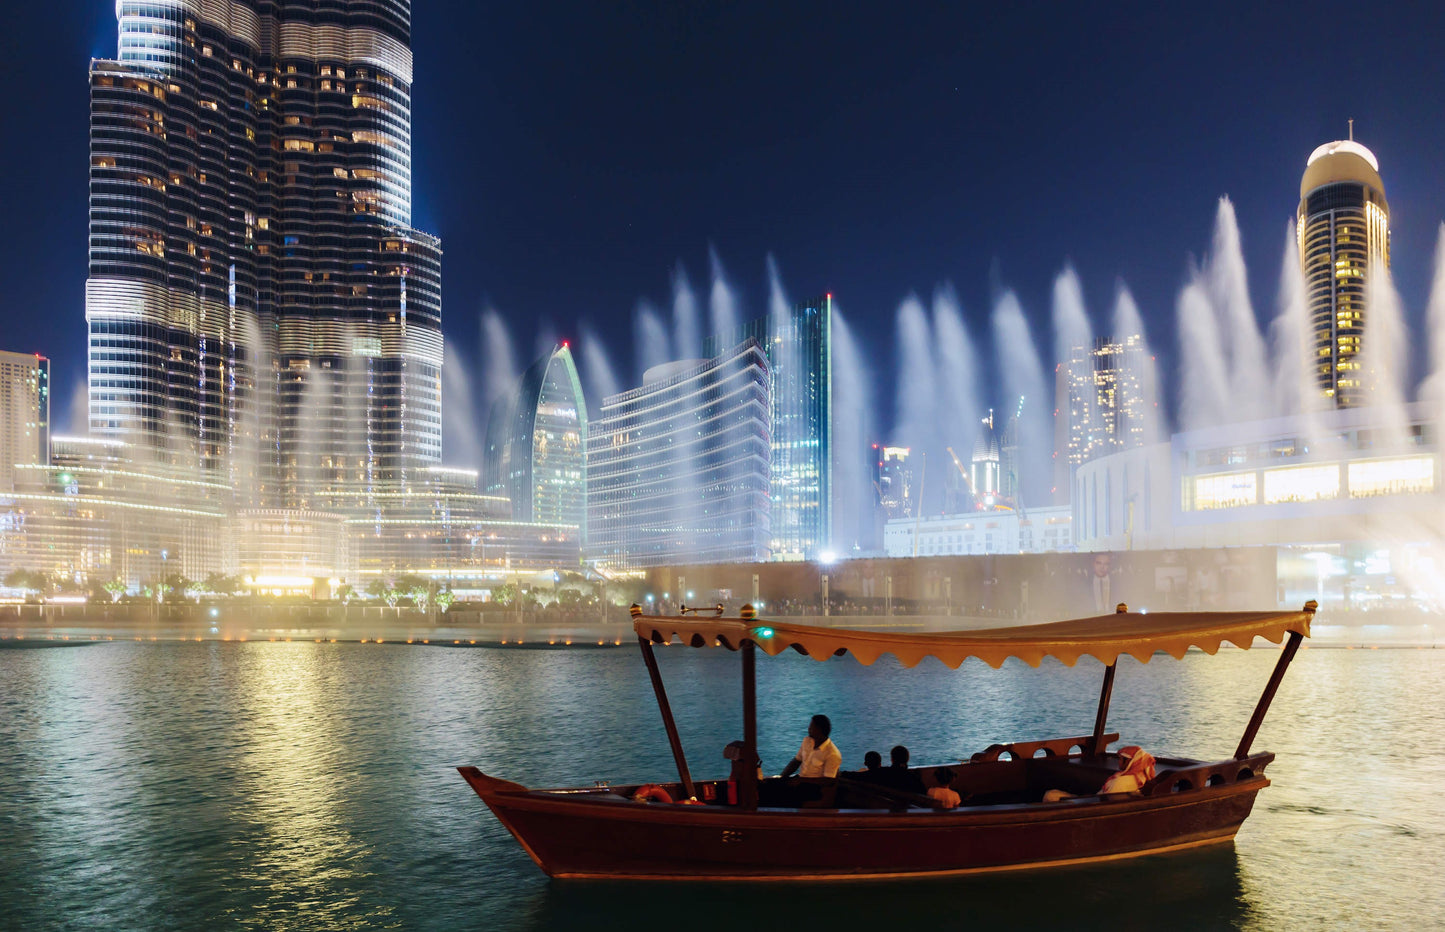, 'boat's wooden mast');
637,635,697,799
740,640,759,809
1234,602,1313,759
